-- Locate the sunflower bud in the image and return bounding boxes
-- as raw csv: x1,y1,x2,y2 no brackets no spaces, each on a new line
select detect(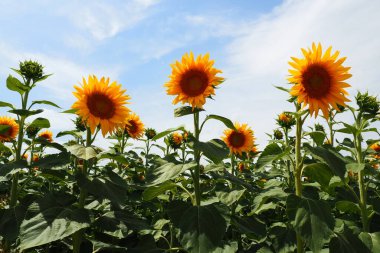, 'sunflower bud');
19,60,44,81
315,123,325,132
168,132,183,149
74,117,87,132
238,162,245,172
336,104,346,113
26,125,40,139
144,128,157,140
273,129,283,140
356,92,379,117
277,113,296,129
